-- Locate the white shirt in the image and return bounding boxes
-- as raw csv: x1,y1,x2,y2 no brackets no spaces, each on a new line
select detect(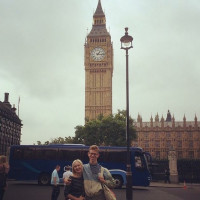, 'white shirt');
63,170,73,185
51,169,60,185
